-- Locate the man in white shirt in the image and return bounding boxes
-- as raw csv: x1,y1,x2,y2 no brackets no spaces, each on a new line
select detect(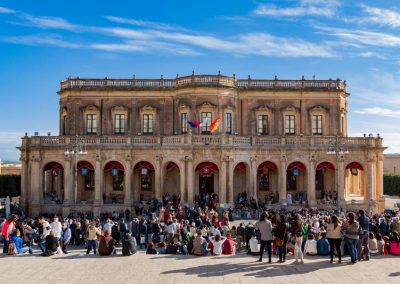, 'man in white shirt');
167,220,176,243
103,219,114,234
210,224,221,236
38,217,51,252
51,216,62,241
